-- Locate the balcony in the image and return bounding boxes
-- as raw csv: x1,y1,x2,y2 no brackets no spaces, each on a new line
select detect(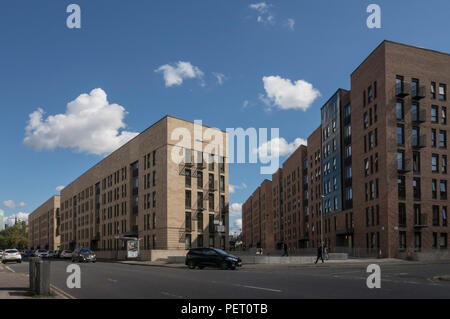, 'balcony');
412,135,426,149
396,82,411,98
412,86,426,100
414,213,428,229
412,108,426,123
397,158,412,174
